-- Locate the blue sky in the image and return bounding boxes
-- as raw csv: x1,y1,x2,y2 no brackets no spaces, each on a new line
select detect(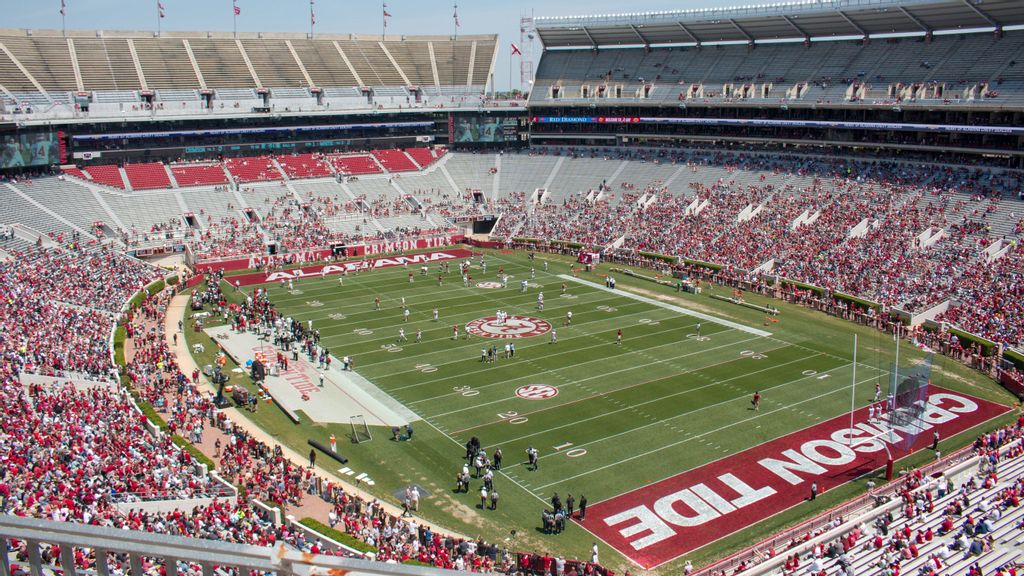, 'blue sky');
5,0,739,91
